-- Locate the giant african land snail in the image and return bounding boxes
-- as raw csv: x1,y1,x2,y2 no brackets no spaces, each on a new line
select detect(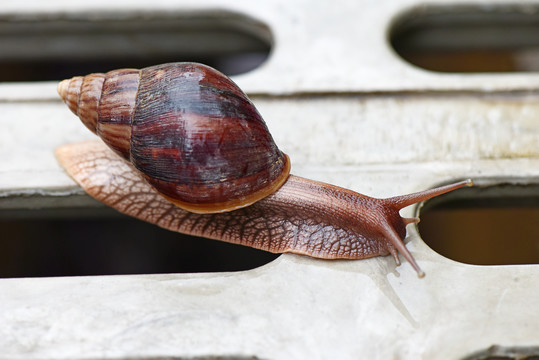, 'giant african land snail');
56,62,472,277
